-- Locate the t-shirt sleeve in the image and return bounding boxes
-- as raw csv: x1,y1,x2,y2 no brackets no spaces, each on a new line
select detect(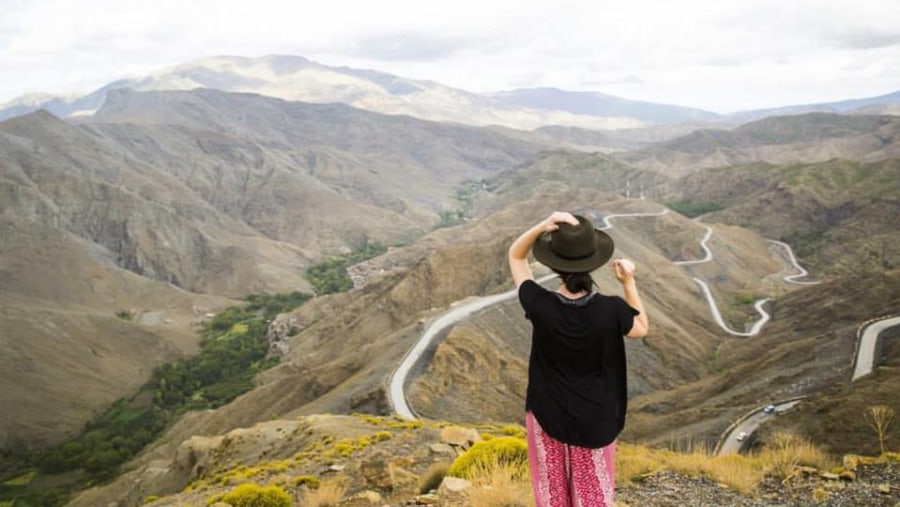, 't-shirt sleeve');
517,280,545,320
614,296,640,336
